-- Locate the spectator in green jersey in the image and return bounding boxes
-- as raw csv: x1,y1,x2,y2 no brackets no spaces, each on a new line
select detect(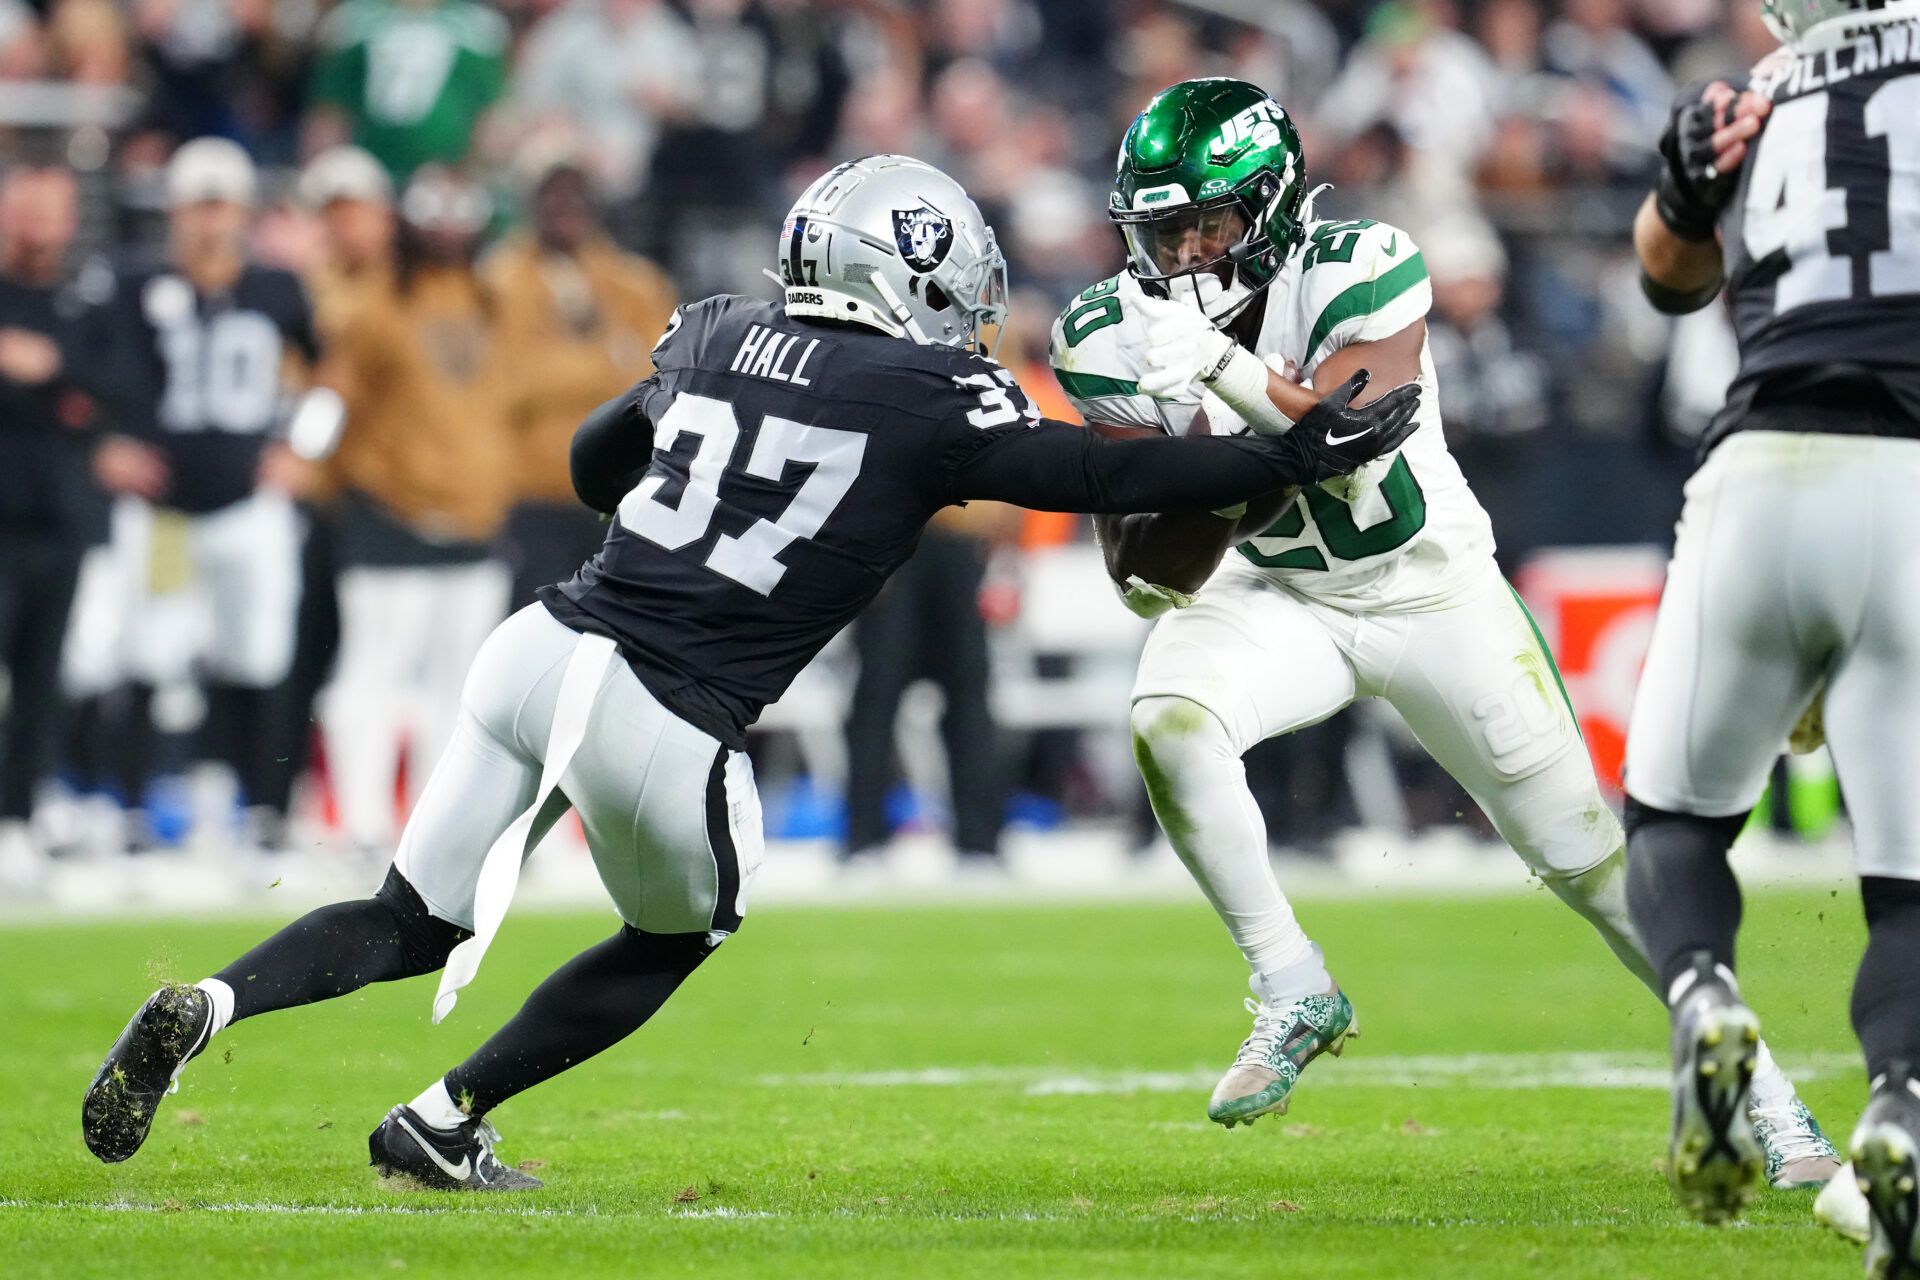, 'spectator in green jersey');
304,0,509,180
